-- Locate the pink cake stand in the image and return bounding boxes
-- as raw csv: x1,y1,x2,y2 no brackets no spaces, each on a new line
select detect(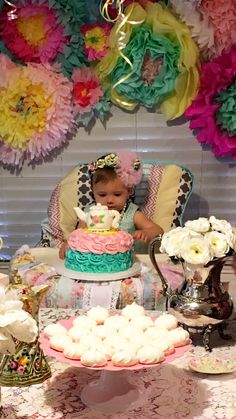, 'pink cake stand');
40,317,191,414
